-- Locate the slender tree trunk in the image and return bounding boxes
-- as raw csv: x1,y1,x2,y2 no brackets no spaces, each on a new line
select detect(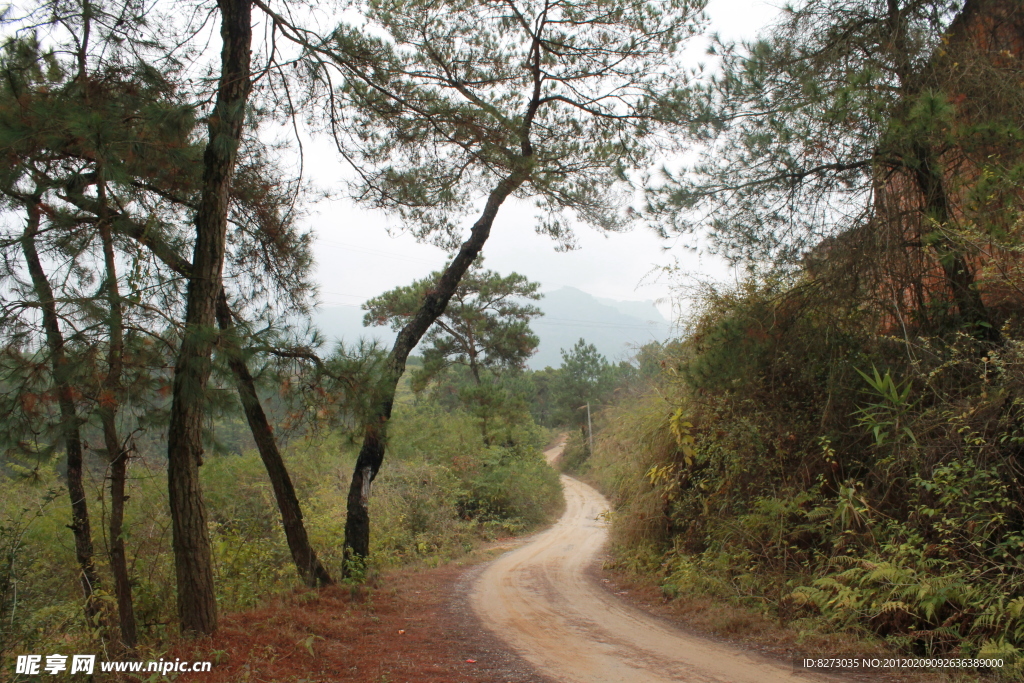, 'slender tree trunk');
106,440,134,641
467,358,491,444
166,0,252,636
97,185,138,648
215,292,333,587
98,193,332,590
20,197,101,623
343,168,529,568
910,144,999,342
